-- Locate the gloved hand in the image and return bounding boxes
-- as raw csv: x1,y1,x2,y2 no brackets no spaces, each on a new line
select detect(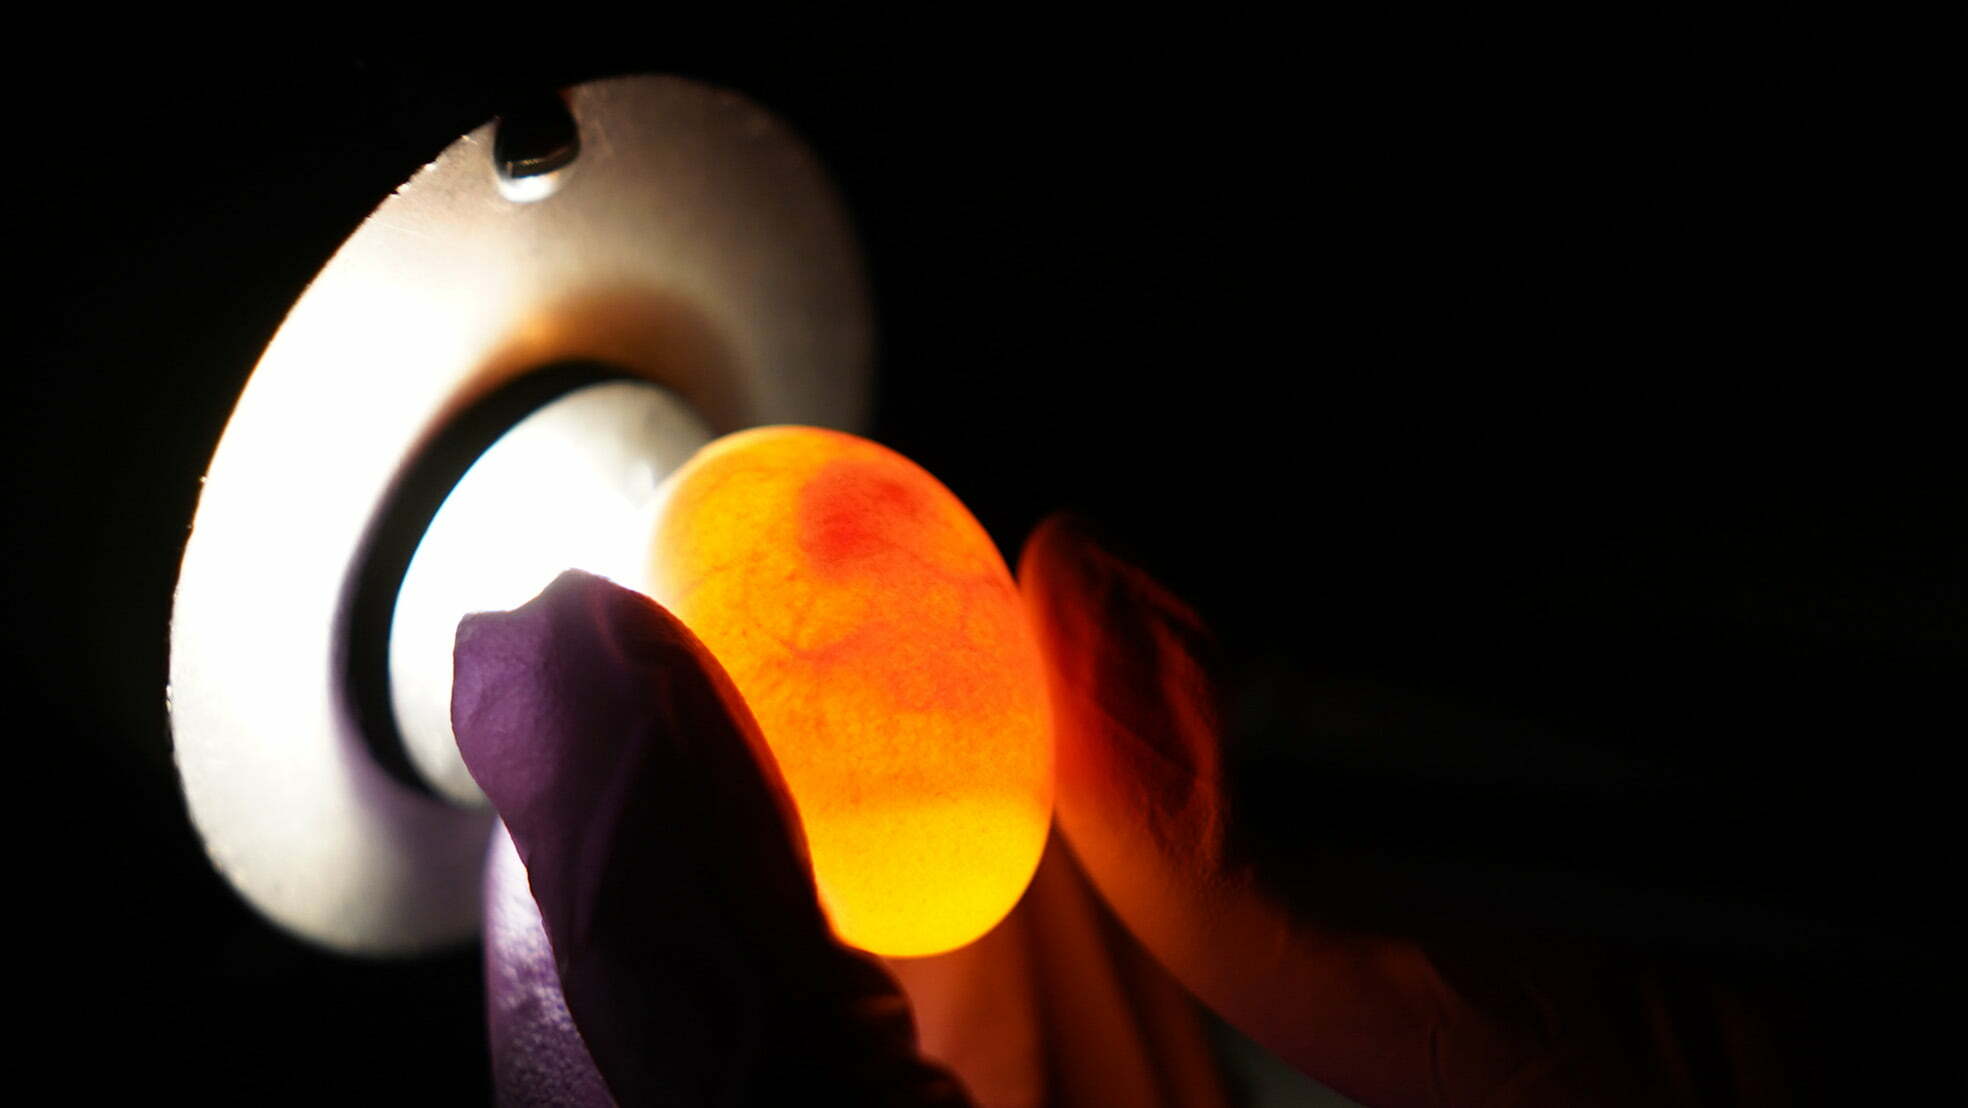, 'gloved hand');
456,519,1804,1108
454,570,970,1107
457,560,1238,1108
1017,514,1803,1108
